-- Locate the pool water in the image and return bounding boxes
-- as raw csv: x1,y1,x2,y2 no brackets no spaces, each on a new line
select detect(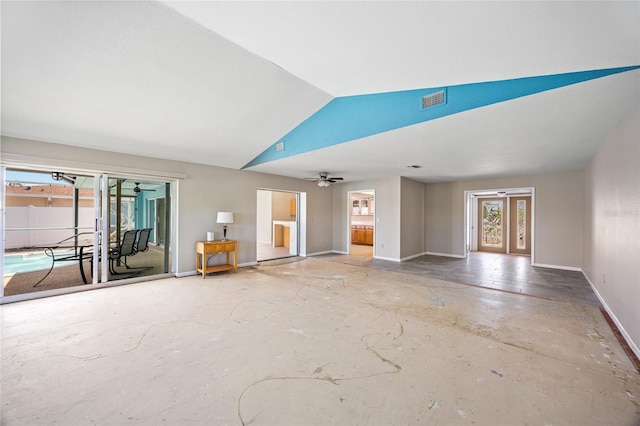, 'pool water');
3,253,65,275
